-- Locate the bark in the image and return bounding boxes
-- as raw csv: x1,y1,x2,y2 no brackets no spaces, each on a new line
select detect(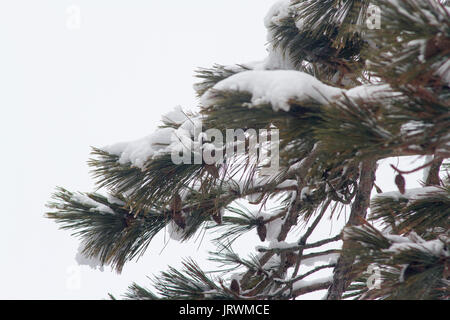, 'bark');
425,158,443,186
326,159,377,300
